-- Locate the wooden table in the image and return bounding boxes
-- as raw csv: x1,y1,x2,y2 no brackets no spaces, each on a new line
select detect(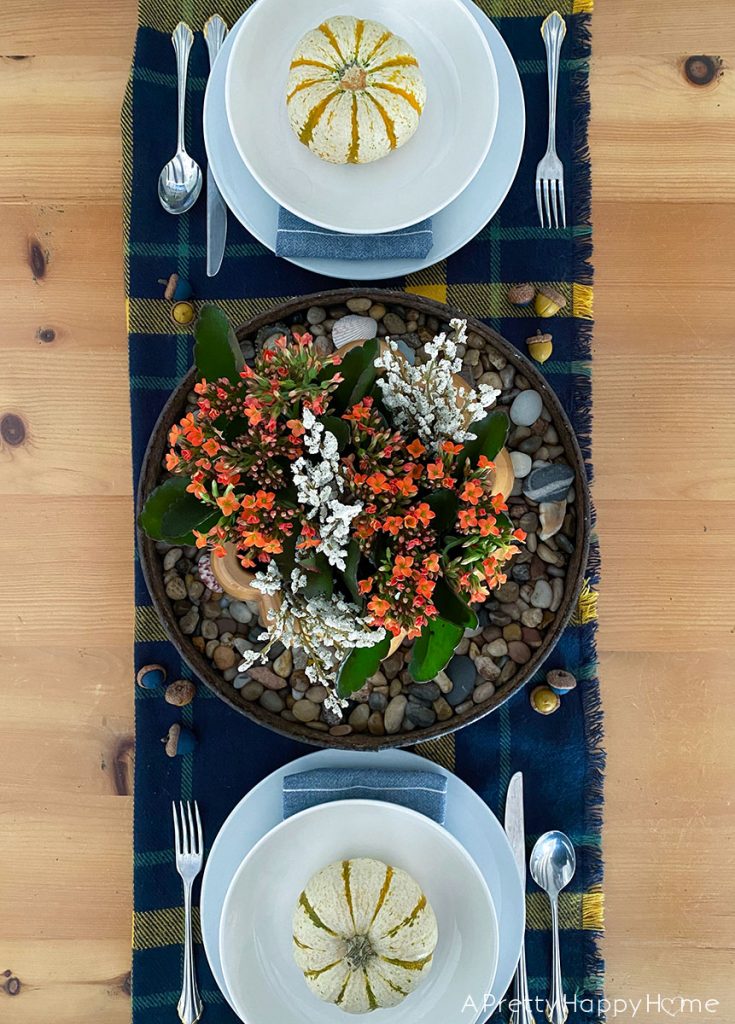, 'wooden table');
1,2,733,1019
